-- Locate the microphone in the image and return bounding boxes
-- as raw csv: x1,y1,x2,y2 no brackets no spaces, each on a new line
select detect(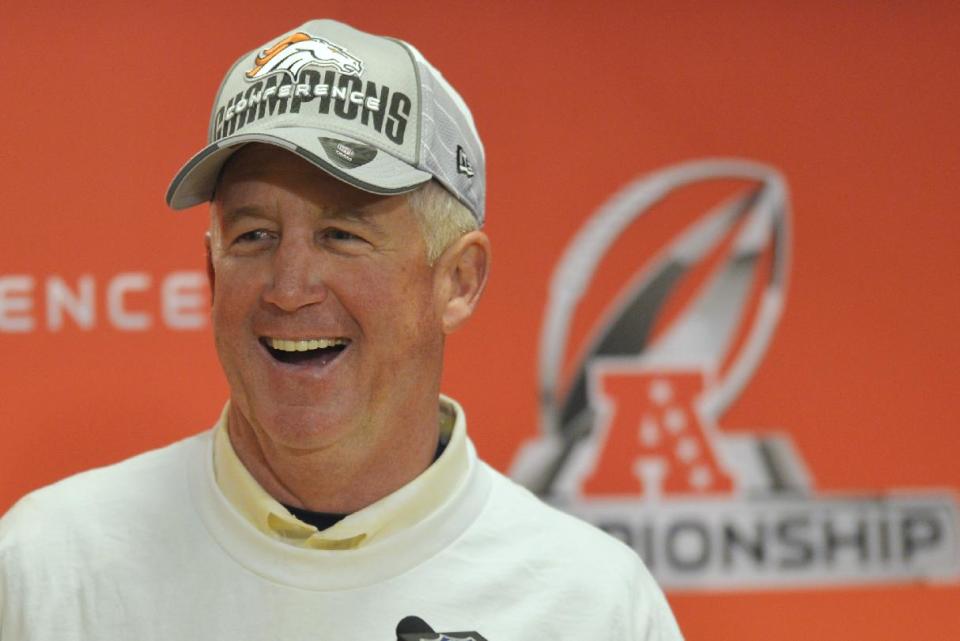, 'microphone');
396,615,435,639
395,615,489,641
